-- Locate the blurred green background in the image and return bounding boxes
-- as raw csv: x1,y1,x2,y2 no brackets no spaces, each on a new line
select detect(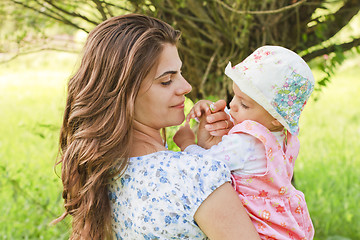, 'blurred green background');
1,0,360,239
